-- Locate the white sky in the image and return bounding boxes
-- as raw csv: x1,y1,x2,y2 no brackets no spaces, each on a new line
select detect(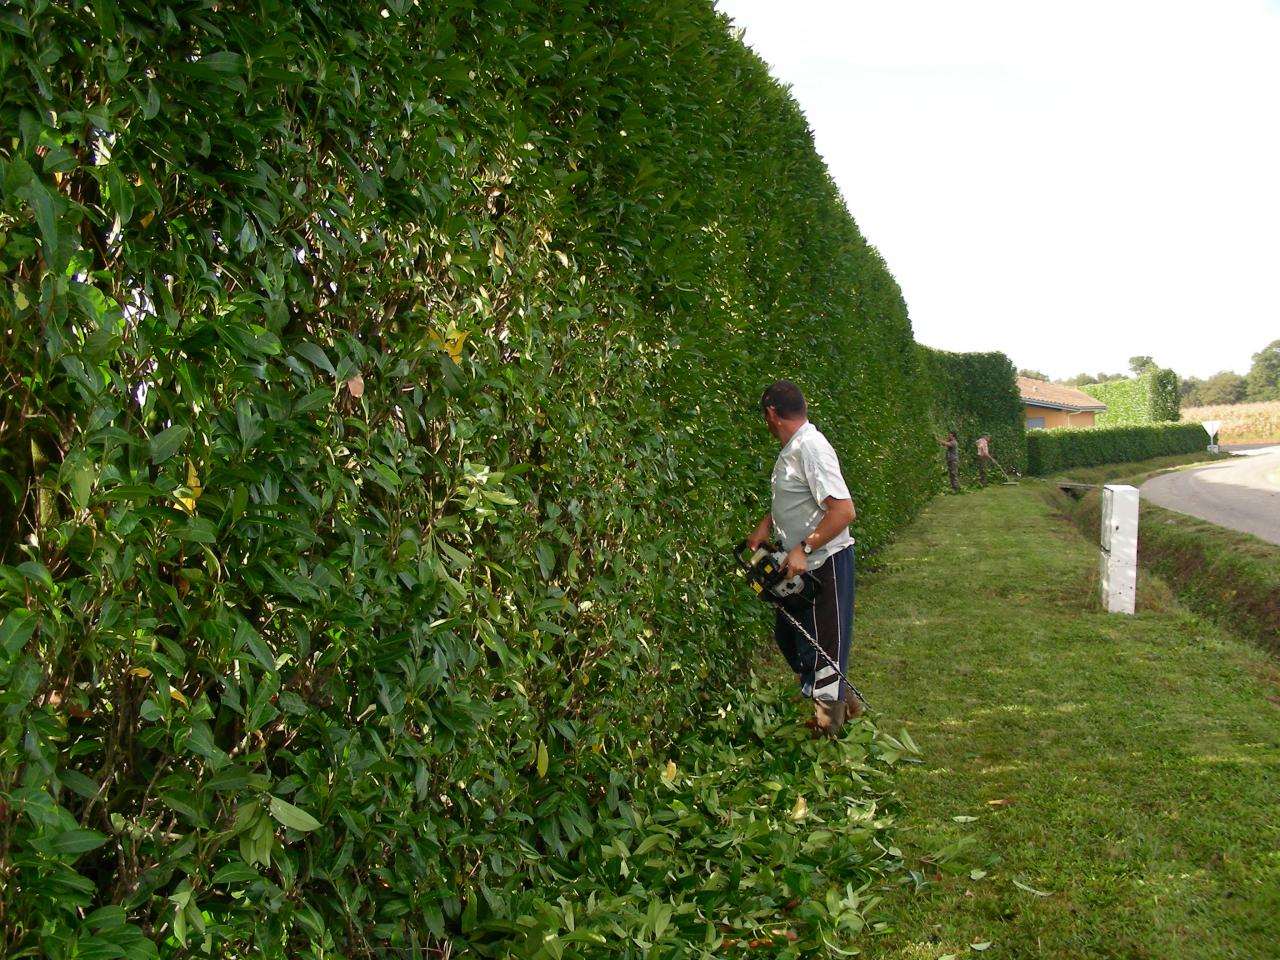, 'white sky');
714,0,1280,381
